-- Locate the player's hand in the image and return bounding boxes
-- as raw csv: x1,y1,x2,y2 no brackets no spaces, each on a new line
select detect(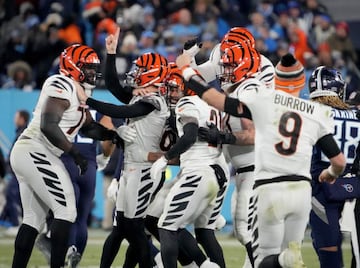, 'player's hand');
106,26,120,54
198,123,221,145
96,153,110,171
176,53,192,70
116,125,137,143
69,146,88,175
132,87,153,96
319,169,337,184
150,156,168,182
107,178,119,203
183,38,203,57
